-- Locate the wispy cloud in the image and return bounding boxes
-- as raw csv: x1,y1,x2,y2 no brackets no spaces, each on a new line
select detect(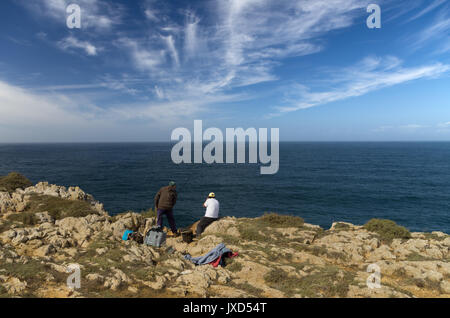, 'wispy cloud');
374,122,450,135
437,122,450,128
58,36,98,56
273,56,450,115
0,79,242,142
411,7,450,53
373,124,428,133
106,0,378,119
10,0,450,137
406,0,447,22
